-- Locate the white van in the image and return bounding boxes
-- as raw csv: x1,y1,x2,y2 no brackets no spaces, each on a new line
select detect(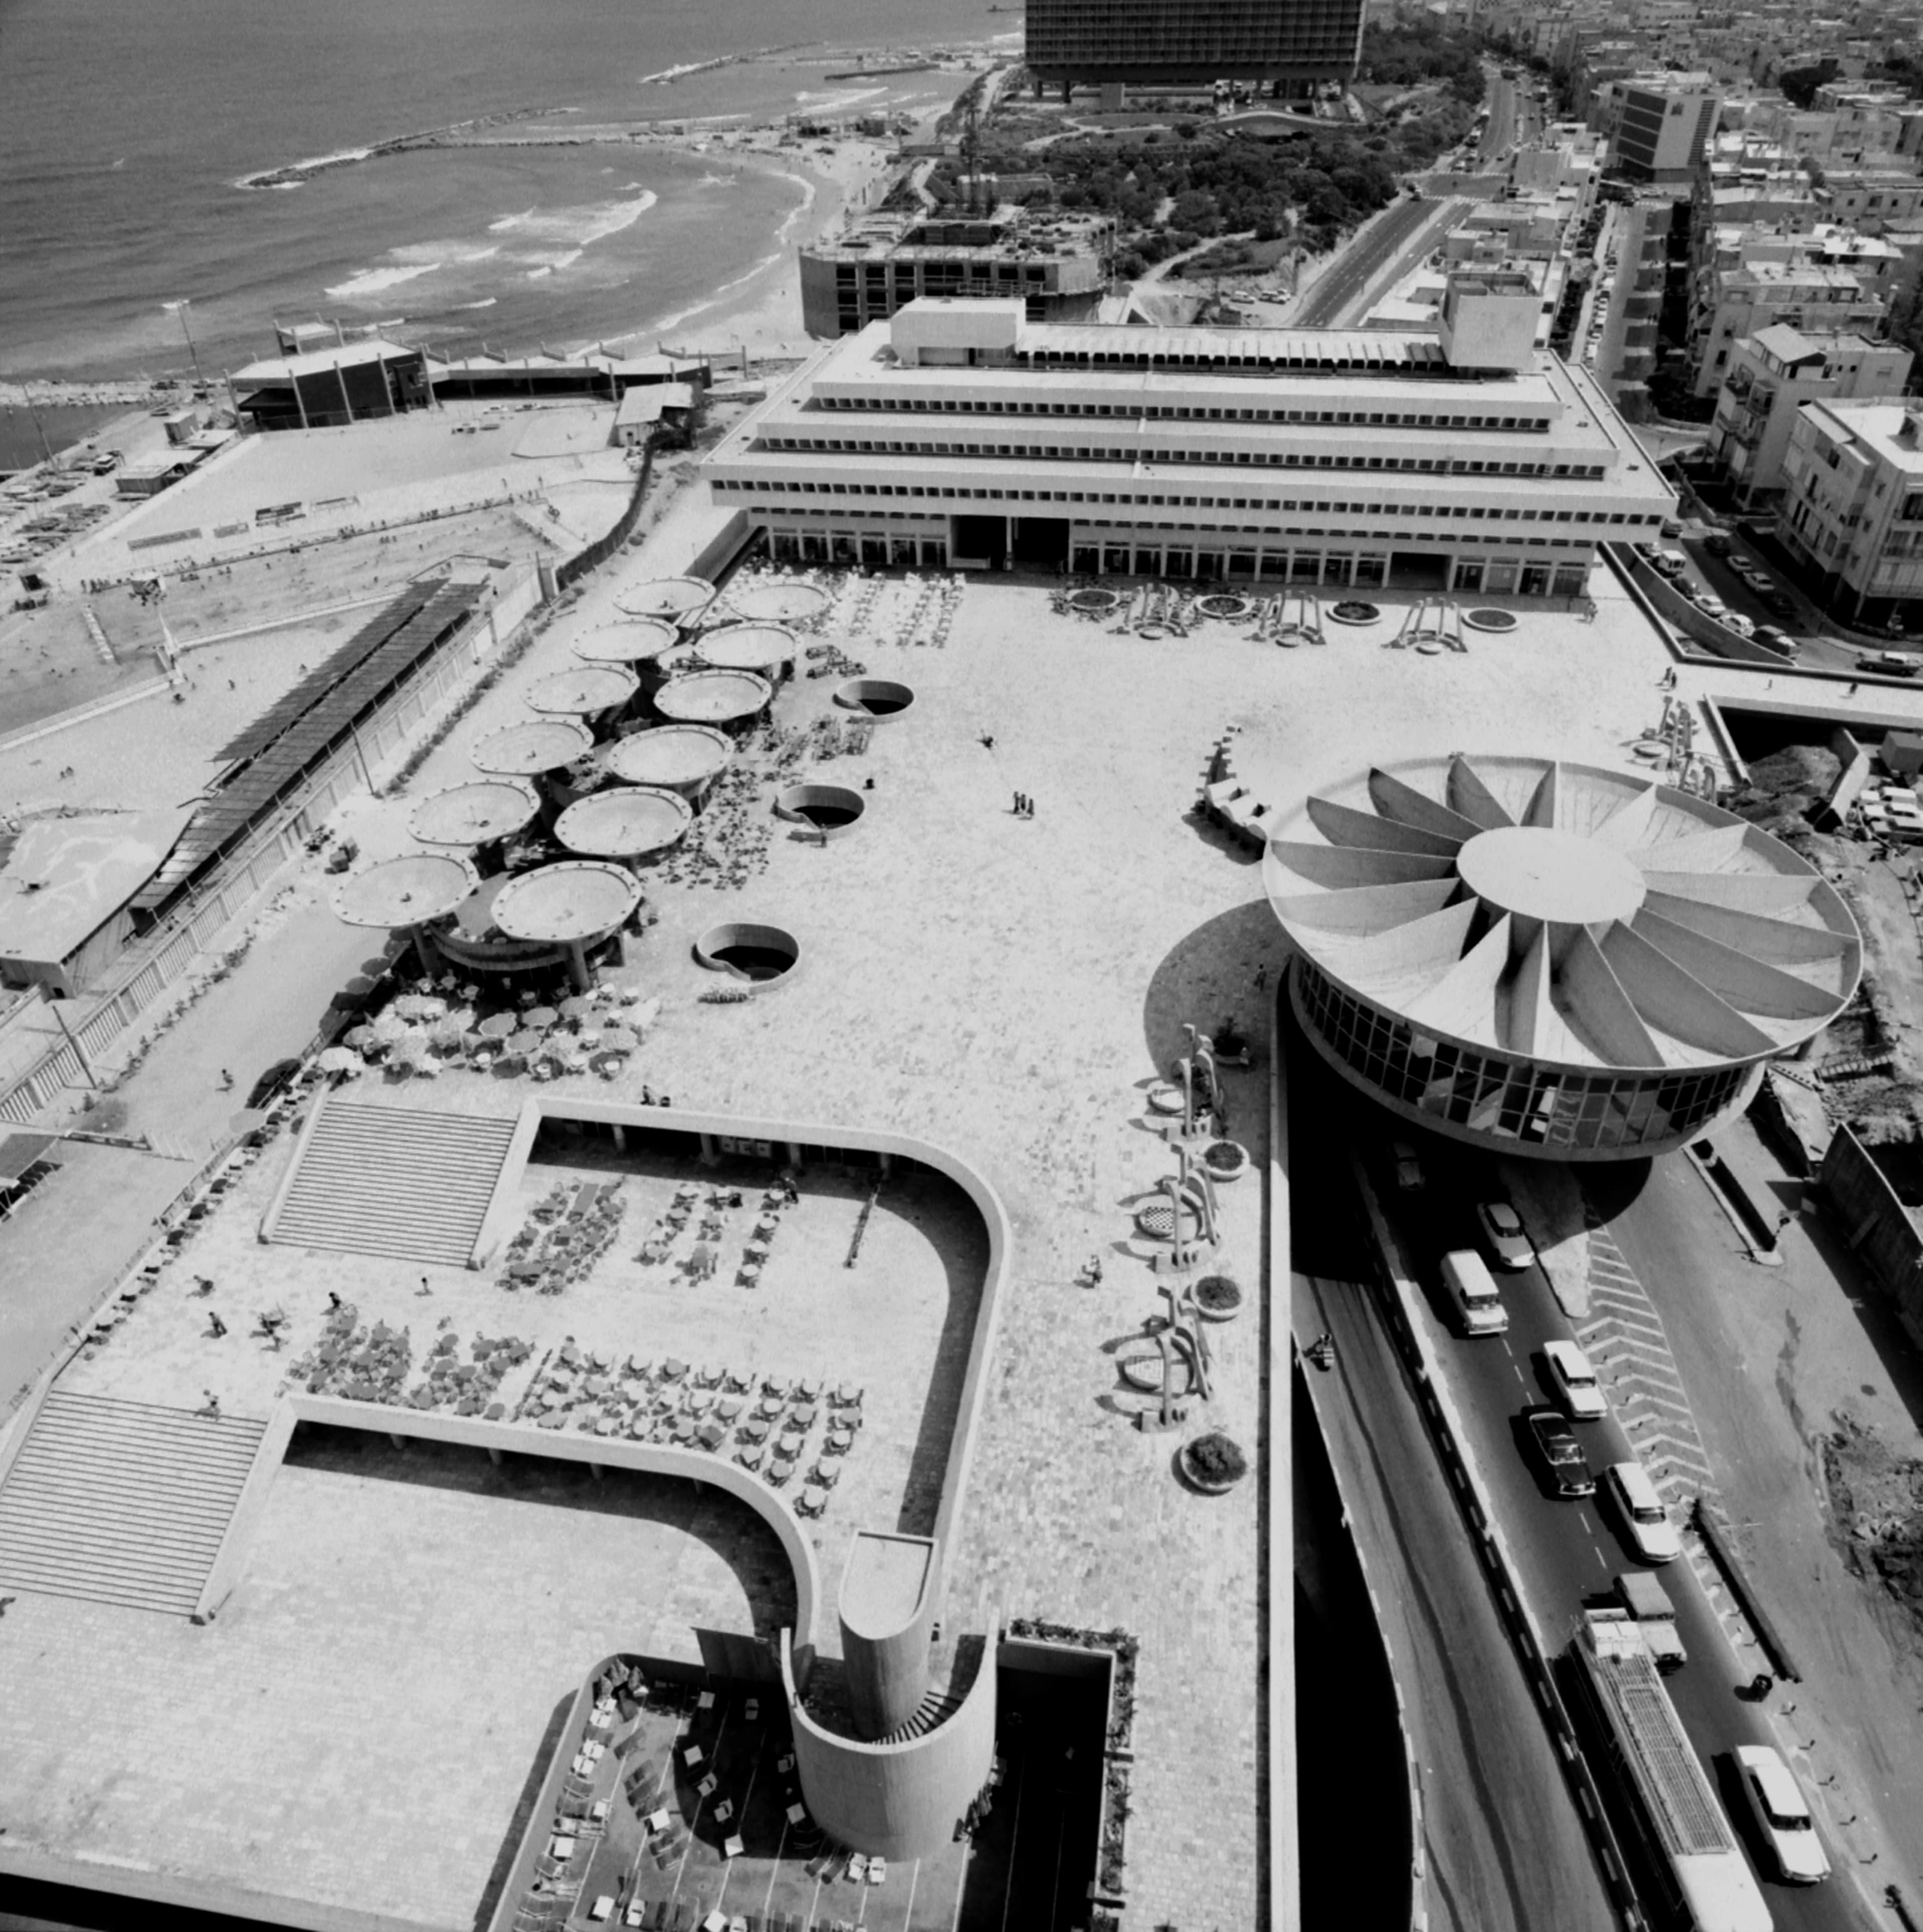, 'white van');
1441,1249,1508,1337
1604,1459,1682,1563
